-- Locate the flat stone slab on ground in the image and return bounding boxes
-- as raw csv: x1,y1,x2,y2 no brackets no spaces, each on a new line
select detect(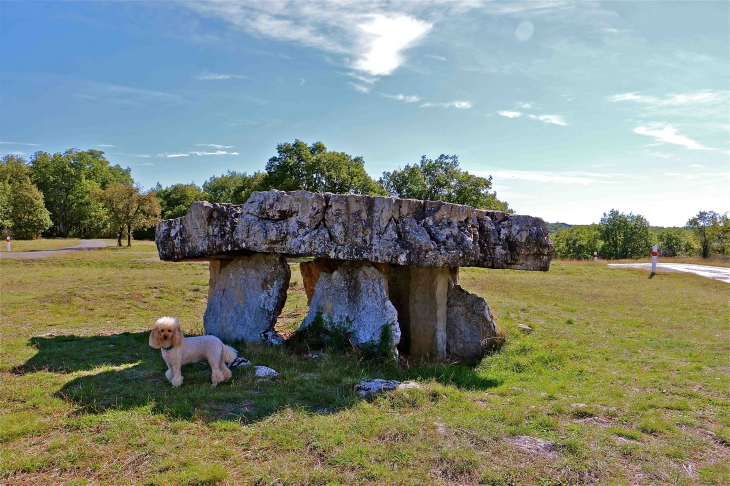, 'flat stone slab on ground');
356,379,401,397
